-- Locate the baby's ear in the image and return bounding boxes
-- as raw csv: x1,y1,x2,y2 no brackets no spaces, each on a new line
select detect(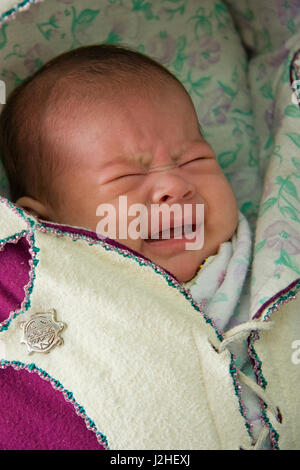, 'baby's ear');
16,196,51,219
